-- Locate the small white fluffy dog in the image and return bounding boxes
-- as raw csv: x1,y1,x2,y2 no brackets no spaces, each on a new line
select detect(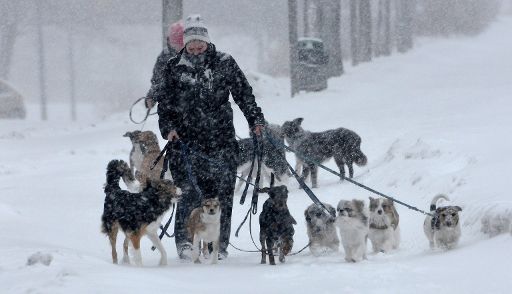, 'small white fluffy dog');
423,194,462,249
368,197,400,253
304,203,339,256
188,198,221,264
336,199,369,262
